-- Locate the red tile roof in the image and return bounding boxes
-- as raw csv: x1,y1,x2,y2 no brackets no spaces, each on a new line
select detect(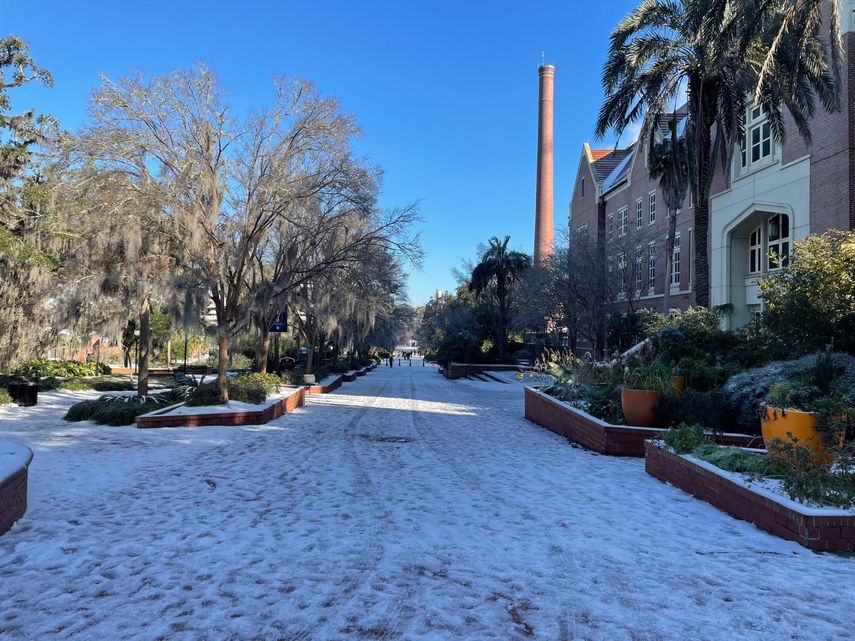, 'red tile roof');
590,149,614,161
